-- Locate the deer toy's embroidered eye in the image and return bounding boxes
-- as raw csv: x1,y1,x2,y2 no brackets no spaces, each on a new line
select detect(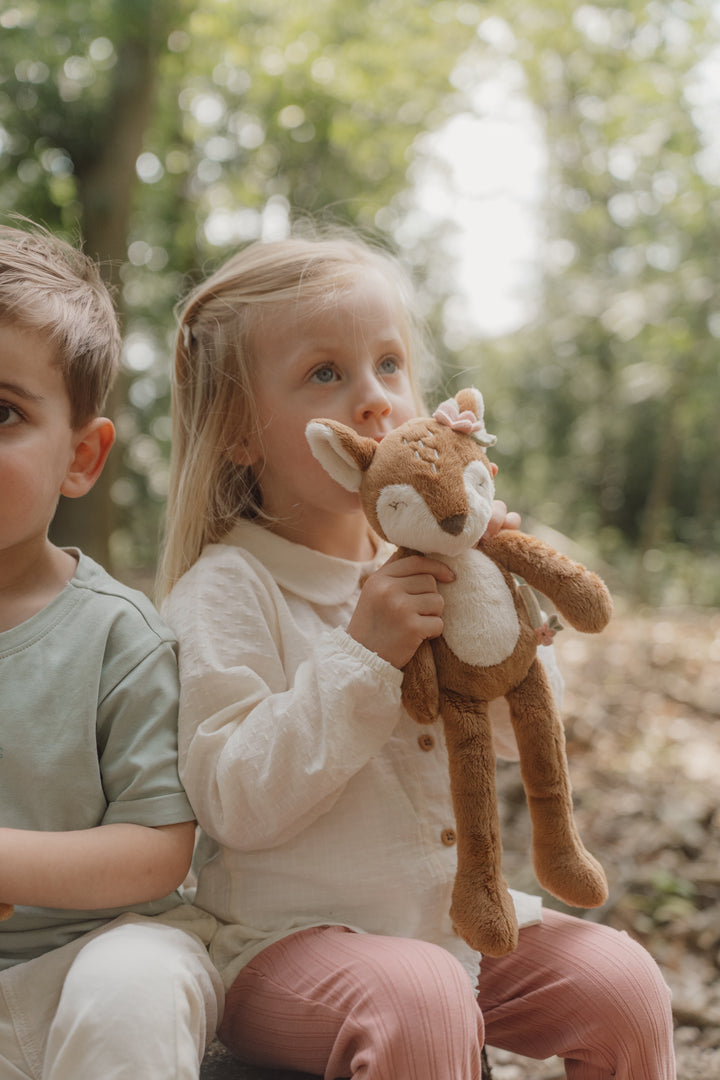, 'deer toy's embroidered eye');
463,460,493,499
